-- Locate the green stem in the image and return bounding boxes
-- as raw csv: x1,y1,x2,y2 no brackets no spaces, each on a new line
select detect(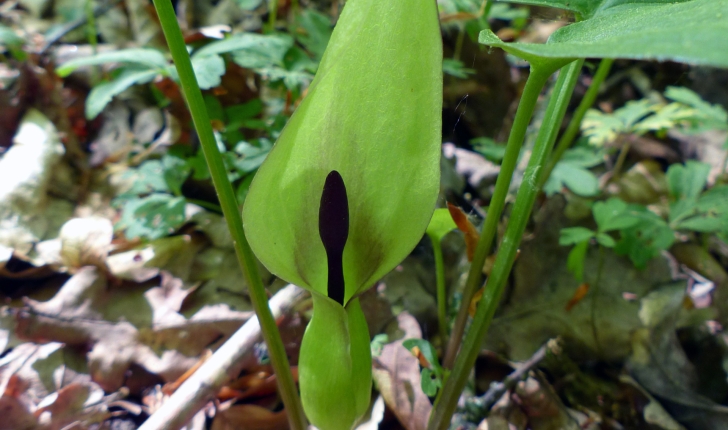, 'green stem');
590,244,605,355
150,1,307,429
431,236,449,342
267,0,279,33
430,59,583,430
443,66,553,370
541,58,614,186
